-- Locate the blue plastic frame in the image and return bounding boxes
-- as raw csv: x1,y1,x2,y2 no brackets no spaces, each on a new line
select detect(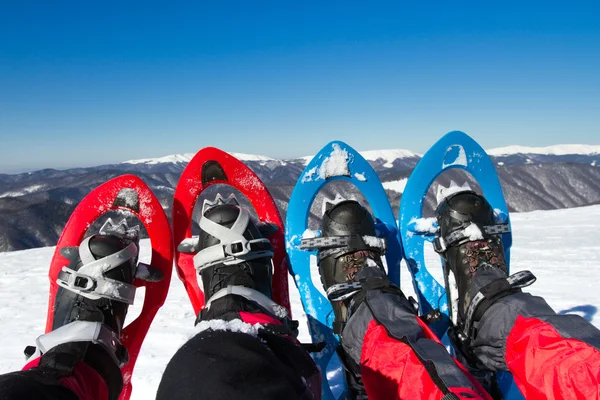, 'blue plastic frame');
285,141,402,399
